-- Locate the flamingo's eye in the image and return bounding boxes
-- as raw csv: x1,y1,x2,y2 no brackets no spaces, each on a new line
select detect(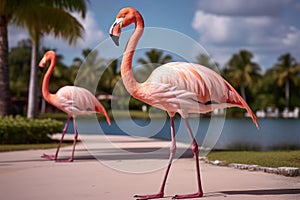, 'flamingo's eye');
122,14,126,18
